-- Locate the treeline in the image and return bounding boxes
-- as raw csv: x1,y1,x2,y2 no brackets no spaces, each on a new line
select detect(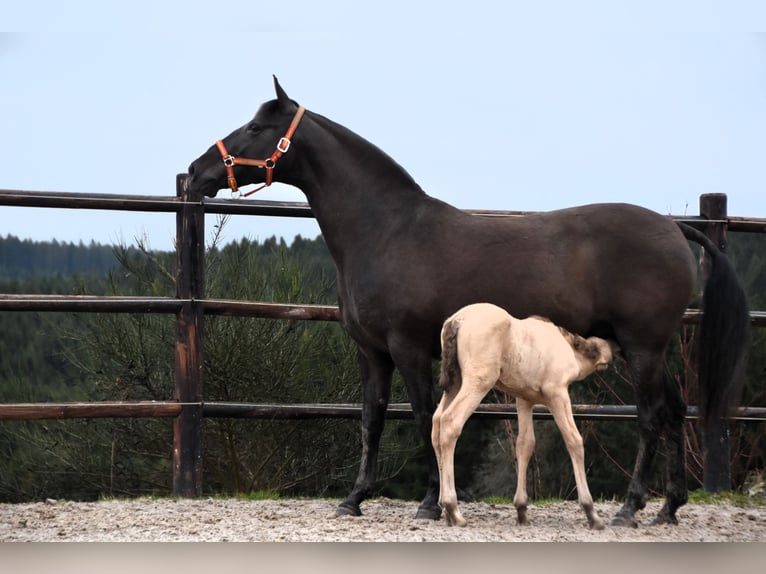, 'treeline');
0,234,122,280
0,230,402,502
0,230,764,504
